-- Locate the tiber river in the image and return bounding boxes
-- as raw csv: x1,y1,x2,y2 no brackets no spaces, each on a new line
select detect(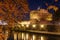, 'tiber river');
5,32,60,40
